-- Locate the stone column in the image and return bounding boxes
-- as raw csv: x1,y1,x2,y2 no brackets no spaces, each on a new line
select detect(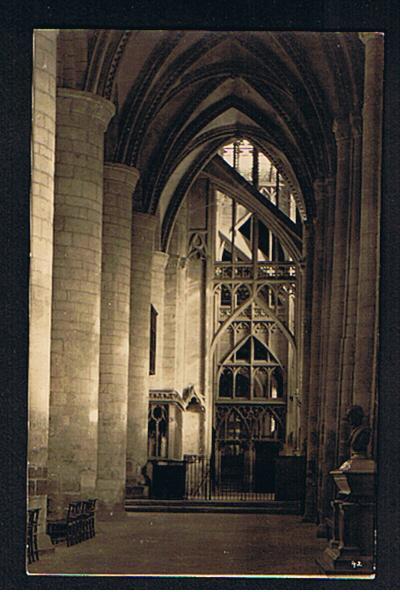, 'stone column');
149,251,169,386
316,177,336,527
184,254,206,392
303,179,327,522
28,28,58,531
96,164,139,516
163,254,184,389
319,117,352,529
299,224,313,454
337,114,363,463
48,89,115,516
126,212,157,484
353,33,384,422
162,202,189,393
